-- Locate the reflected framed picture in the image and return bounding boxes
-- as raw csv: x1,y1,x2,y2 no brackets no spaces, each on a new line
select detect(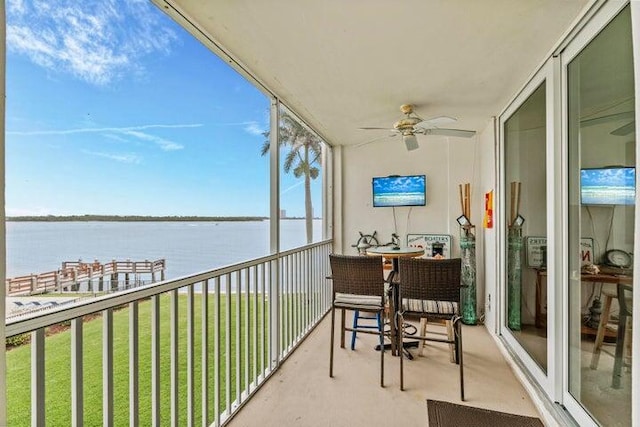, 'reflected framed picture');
456,215,470,227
